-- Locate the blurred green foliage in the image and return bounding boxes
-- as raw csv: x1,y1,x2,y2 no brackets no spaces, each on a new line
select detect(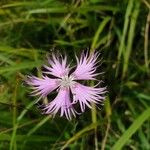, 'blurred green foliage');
0,0,150,150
